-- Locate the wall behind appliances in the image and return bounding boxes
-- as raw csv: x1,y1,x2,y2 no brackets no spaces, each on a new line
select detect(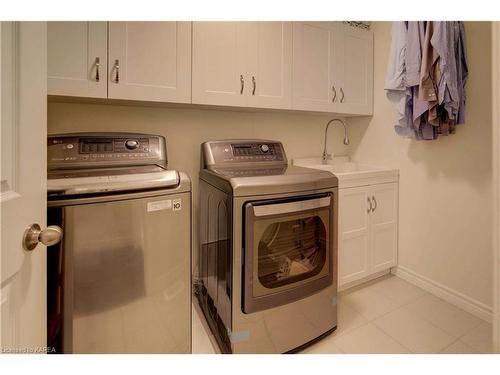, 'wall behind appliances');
48,103,351,274
349,22,493,315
